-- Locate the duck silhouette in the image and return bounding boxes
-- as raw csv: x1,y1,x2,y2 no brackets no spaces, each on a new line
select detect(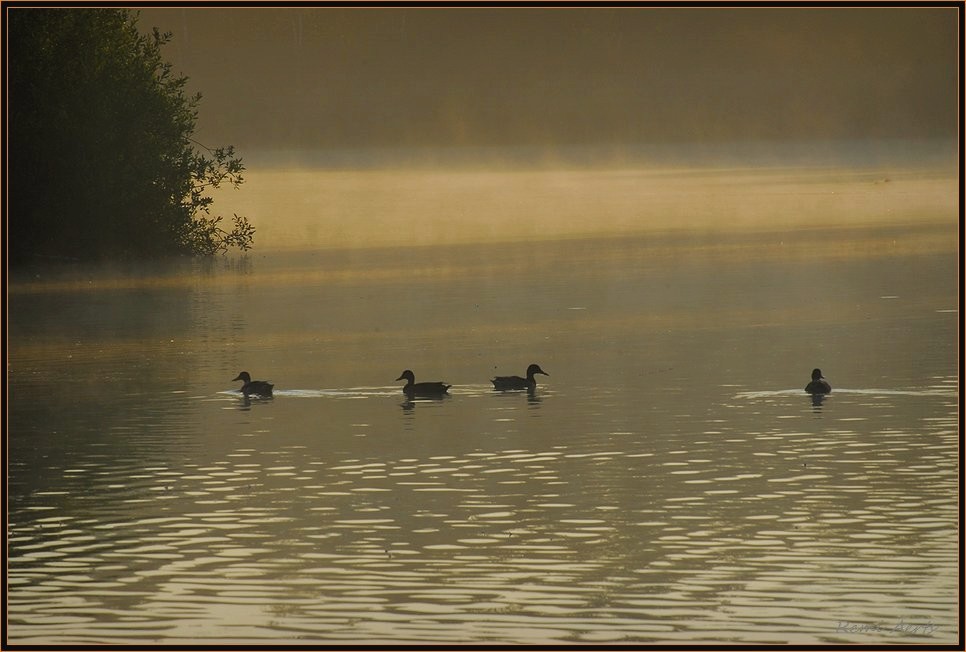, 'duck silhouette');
395,369,451,397
804,368,831,394
492,363,549,390
232,371,274,397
